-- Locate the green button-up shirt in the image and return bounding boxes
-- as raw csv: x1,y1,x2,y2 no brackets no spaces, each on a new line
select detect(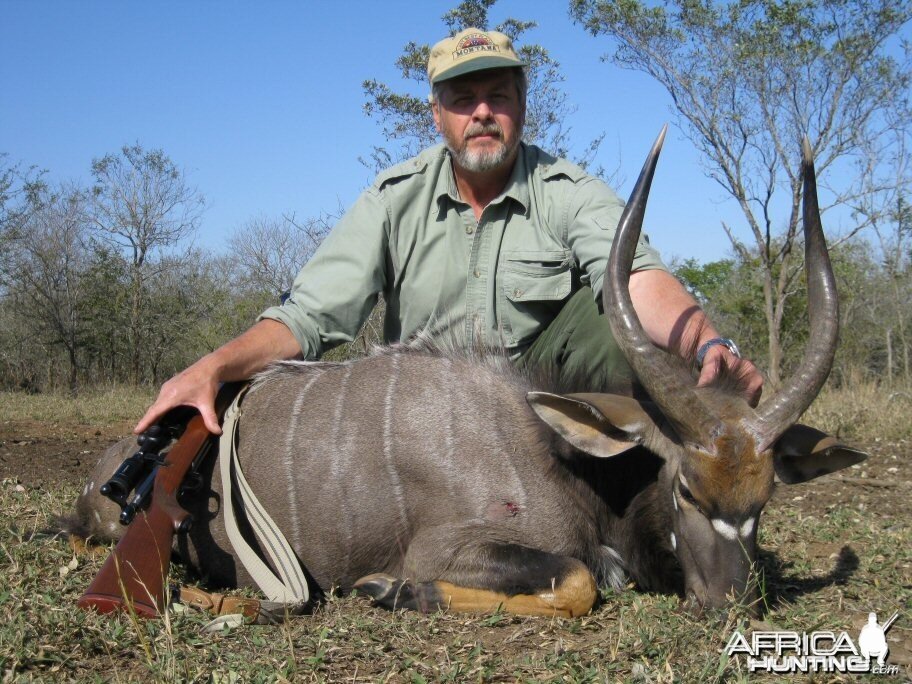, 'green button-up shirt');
260,142,666,359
